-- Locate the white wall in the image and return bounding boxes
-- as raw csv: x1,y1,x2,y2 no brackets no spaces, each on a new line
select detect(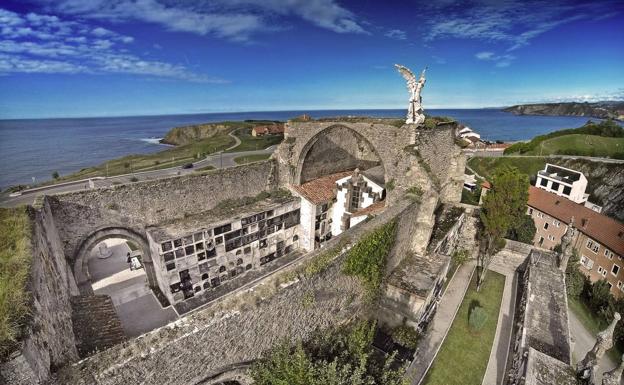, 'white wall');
298,198,317,252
